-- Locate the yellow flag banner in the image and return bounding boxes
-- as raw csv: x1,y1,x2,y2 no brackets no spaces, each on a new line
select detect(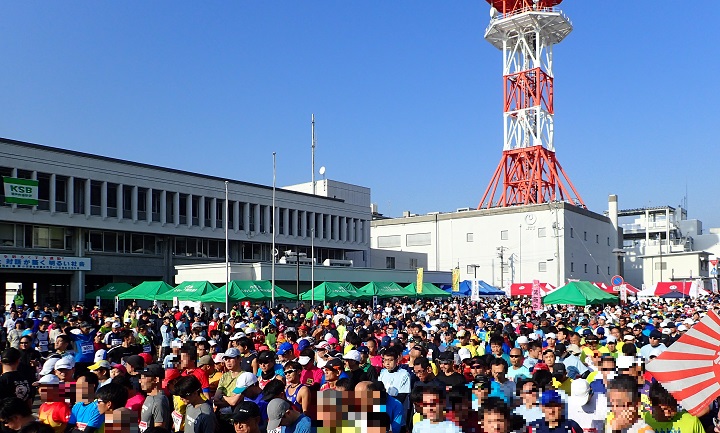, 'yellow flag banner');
416,268,424,294
452,268,460,292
